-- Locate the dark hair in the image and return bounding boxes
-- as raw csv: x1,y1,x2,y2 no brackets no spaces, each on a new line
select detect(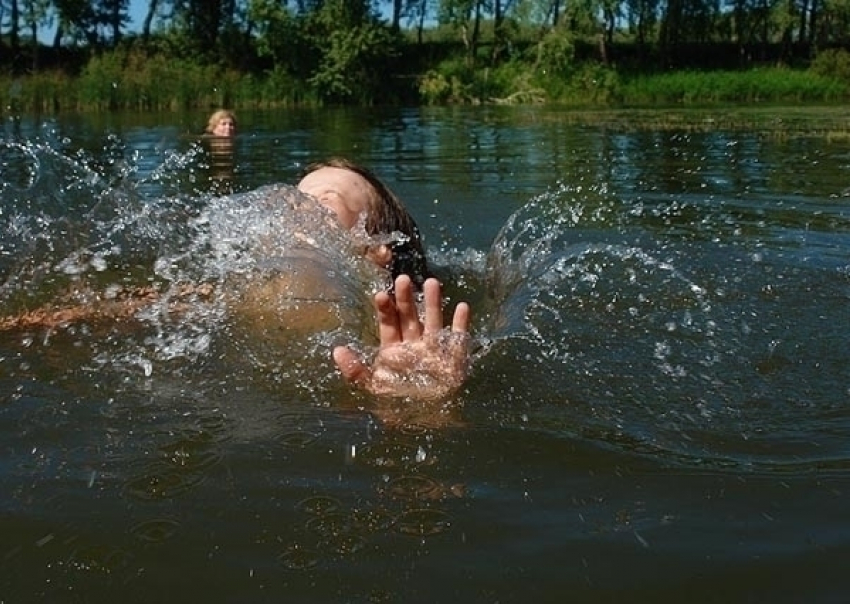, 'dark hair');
303,158,430,288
